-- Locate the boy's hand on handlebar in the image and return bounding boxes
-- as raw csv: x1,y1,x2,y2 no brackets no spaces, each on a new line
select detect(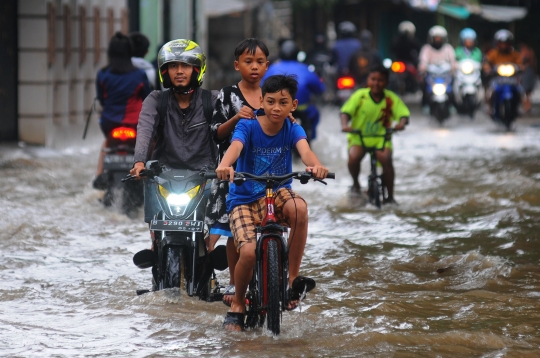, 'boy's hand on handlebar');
342,126,353,133
306,165,329,179
216,166,235,182
394,123,406,131
130,162,145,179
